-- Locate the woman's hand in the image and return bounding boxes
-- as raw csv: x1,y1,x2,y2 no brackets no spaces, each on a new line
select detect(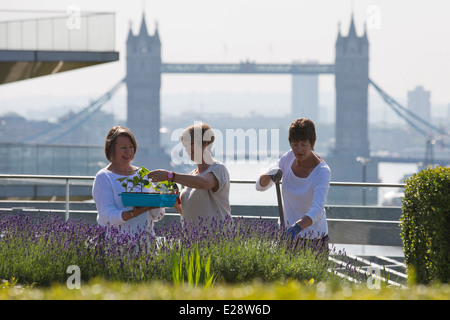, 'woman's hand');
148,169,169,182
174,197,182,215
122,206,152,221
296,216,312,230
259,168,282,187
285,216,313,239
